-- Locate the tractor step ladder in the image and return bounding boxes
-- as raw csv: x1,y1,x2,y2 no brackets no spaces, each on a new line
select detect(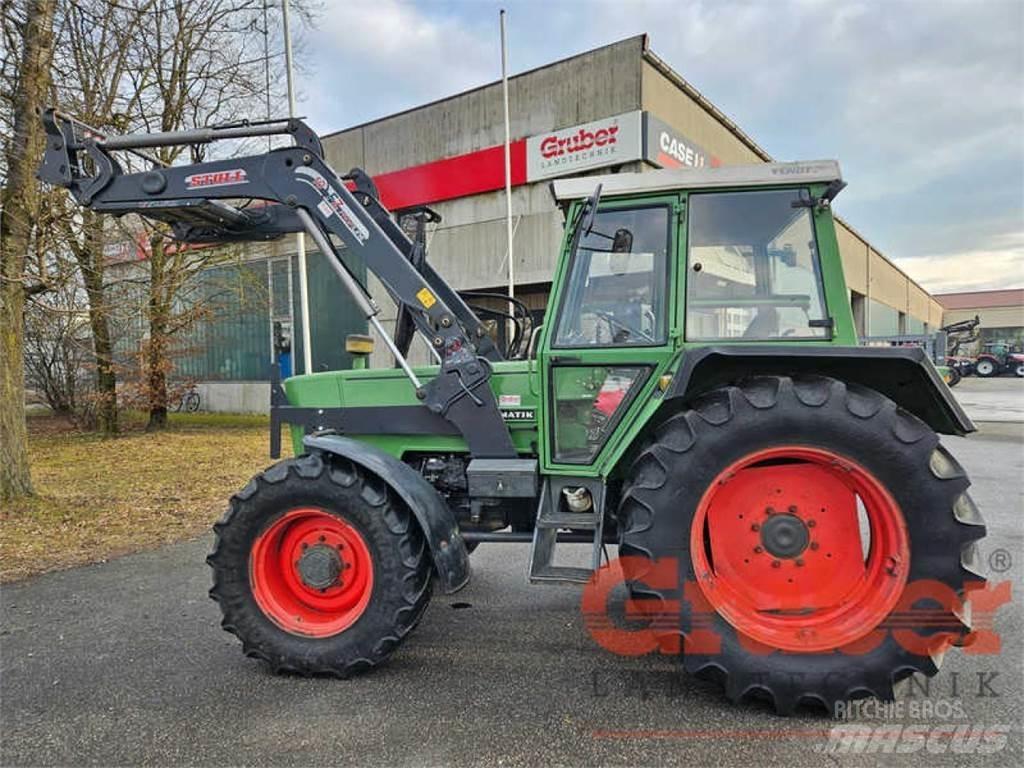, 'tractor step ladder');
528,479,605,584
